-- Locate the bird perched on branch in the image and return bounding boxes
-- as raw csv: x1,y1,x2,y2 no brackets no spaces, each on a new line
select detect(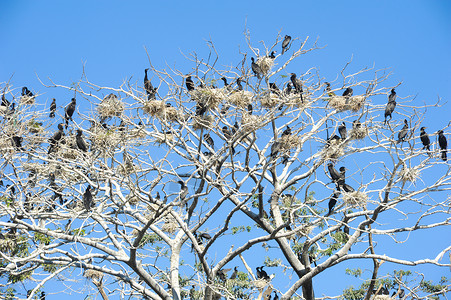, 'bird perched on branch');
203,133,214,149
397,119,409,144
384,88,397,125
271,141,281,158
282,35,291,54
144,68,157,100
21,86,34,98
325,82,335,97
419,127,431,152
269,51,276,59
185,75,195,92
438,130,447,161
48,123,64,154
290,73,304,102
282,125,291,137
64,98,76,128
178,181,188,205
342,87,353,98
256,266,270,280
338,122,347,140
251,57,263,79
83,185,94,211
236,77,243,91
230,266,238,279
328,163,342,186
1,88,10,108
49,98,56,118
326,190,340,216
76,129,88,152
